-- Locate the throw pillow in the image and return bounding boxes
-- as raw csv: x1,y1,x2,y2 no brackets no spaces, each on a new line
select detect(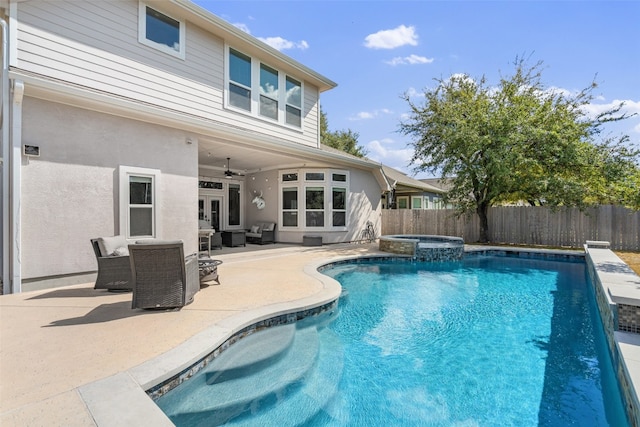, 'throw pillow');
112,246,129,257
98,235,128,257
250,225,260,234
